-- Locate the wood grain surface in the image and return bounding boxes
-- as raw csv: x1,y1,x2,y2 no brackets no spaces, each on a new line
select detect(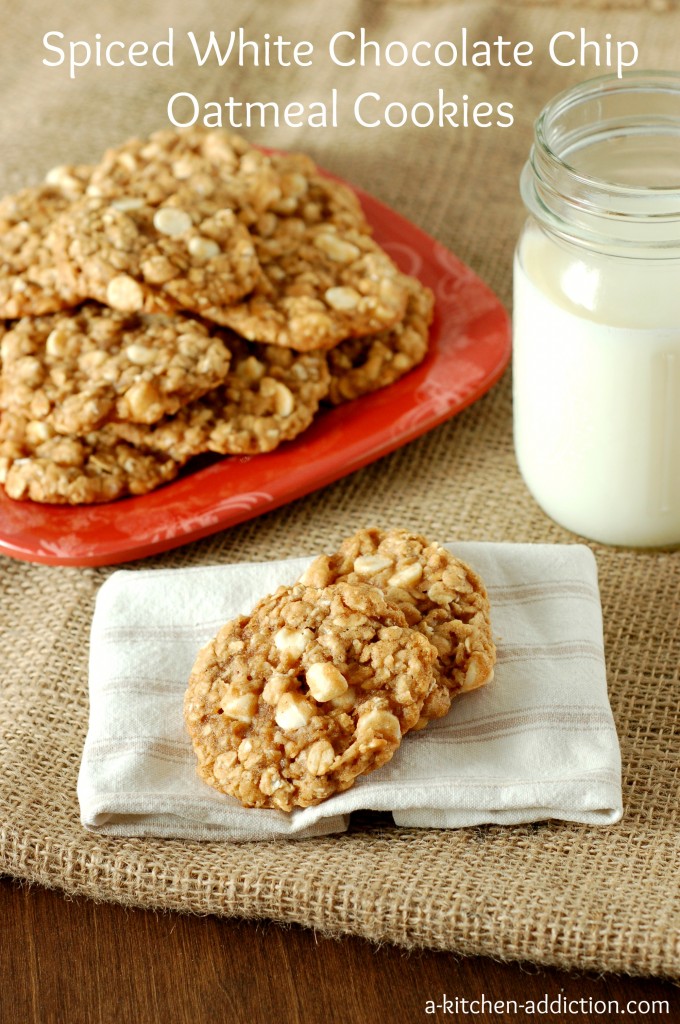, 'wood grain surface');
2,877,678,1024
